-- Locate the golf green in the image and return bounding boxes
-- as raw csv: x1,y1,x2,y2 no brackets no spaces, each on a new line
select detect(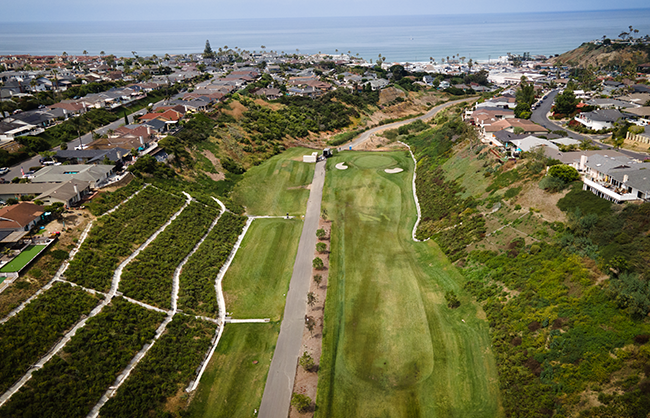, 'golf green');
353,154,396,169
316,151,501,417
